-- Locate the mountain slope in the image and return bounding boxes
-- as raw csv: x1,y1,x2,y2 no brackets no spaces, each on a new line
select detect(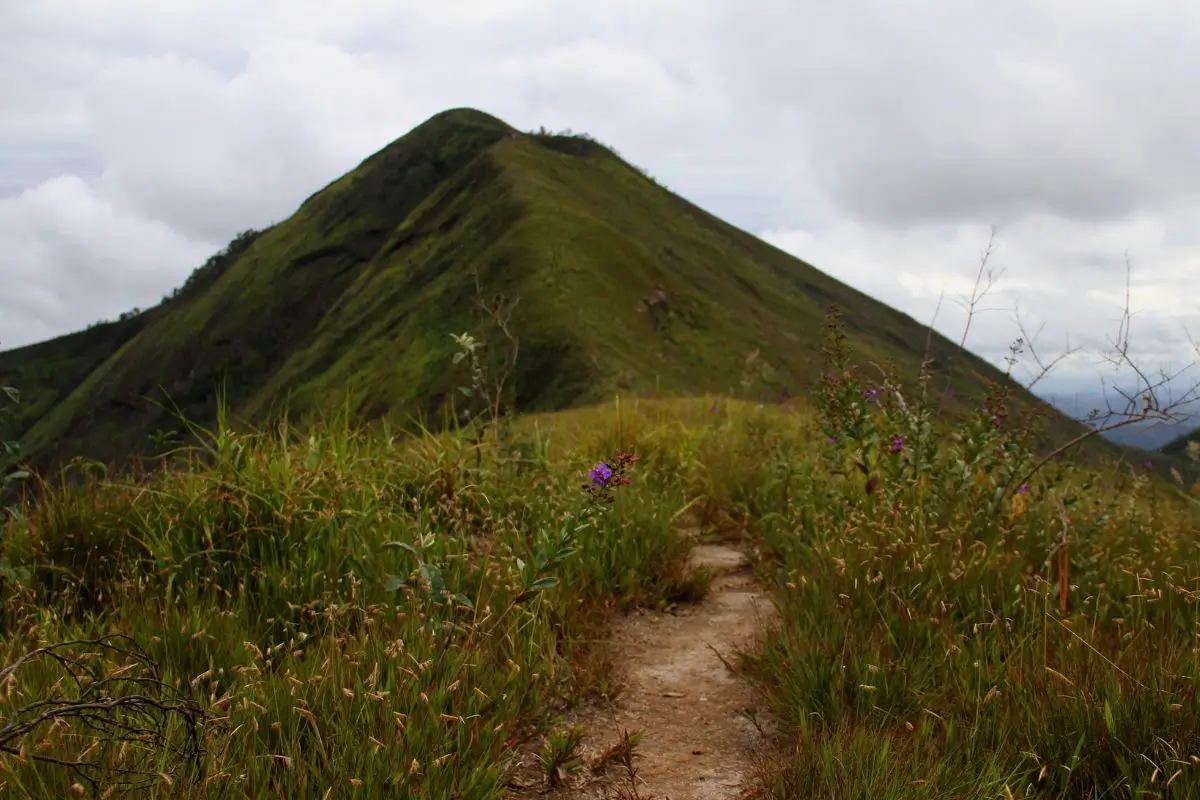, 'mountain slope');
1162,426,1200,457
3,108,1117,474
0,315,150,445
